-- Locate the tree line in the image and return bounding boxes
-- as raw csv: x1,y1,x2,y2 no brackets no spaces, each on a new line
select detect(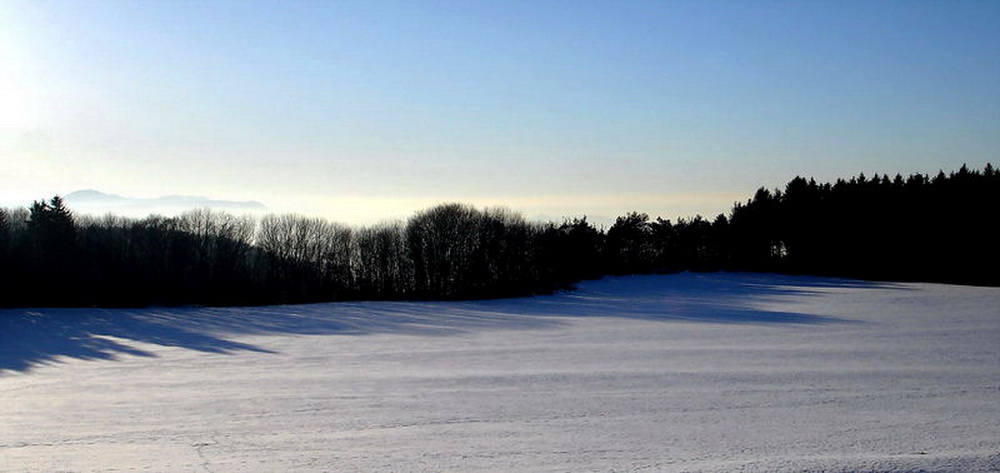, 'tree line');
1,164,996,307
